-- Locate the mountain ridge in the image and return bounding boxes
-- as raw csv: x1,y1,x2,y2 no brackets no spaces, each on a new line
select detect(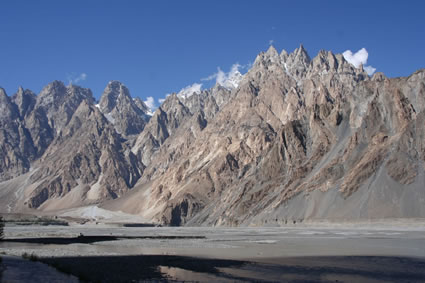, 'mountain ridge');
1,45,424,226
